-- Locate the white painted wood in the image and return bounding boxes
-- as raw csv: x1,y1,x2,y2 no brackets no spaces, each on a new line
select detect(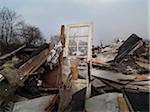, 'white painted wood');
64,22,93,98
64,22,93,61
87,22,93,62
